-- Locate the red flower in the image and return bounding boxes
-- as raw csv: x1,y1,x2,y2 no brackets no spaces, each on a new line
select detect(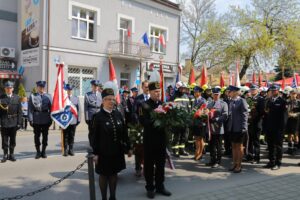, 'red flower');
163,105,170,112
